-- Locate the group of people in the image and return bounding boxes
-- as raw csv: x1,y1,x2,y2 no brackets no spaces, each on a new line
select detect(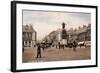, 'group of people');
36,40,78,58
58,40,78,51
